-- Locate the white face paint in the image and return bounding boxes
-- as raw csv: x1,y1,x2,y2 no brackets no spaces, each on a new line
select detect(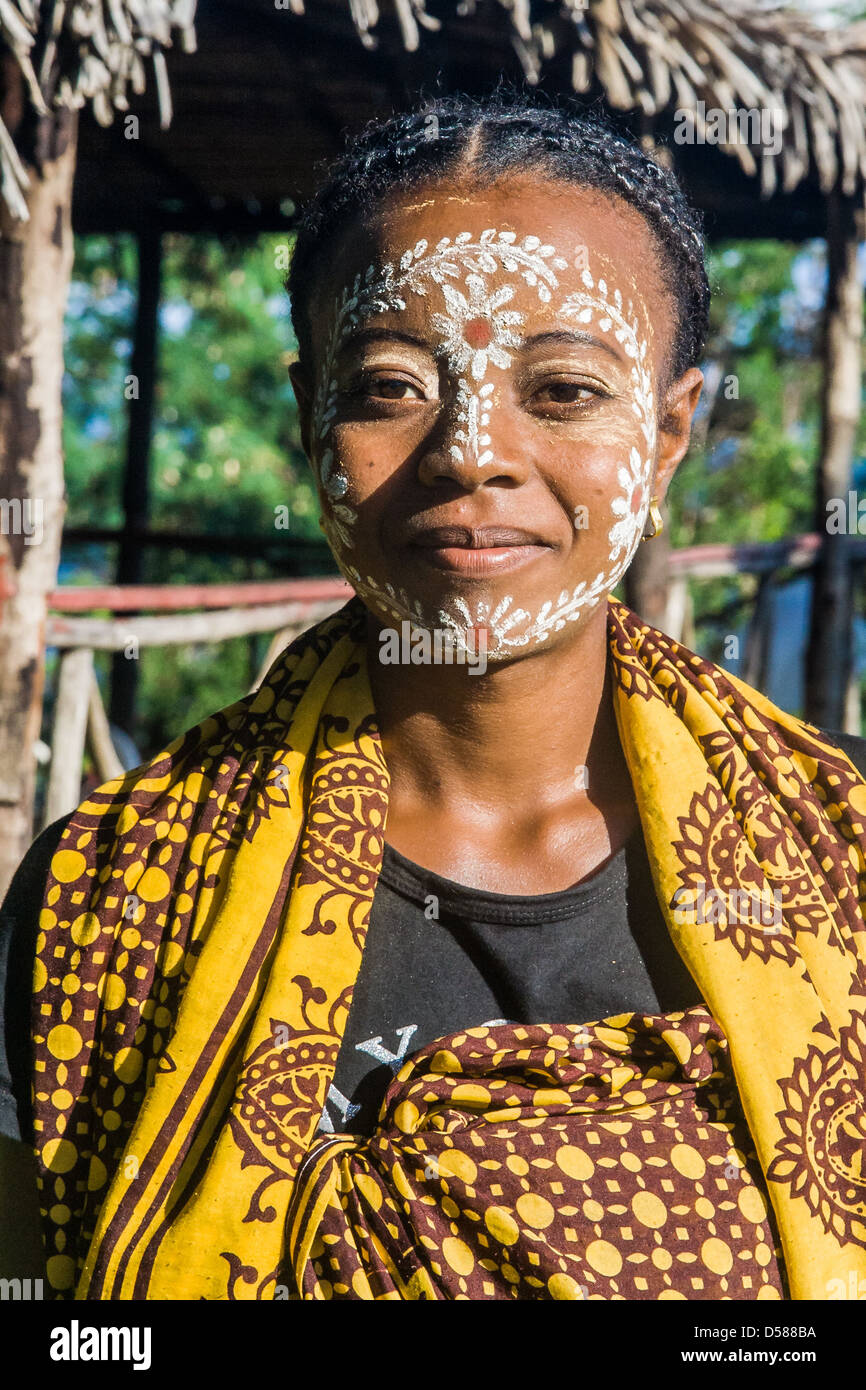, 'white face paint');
311,230,656,660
